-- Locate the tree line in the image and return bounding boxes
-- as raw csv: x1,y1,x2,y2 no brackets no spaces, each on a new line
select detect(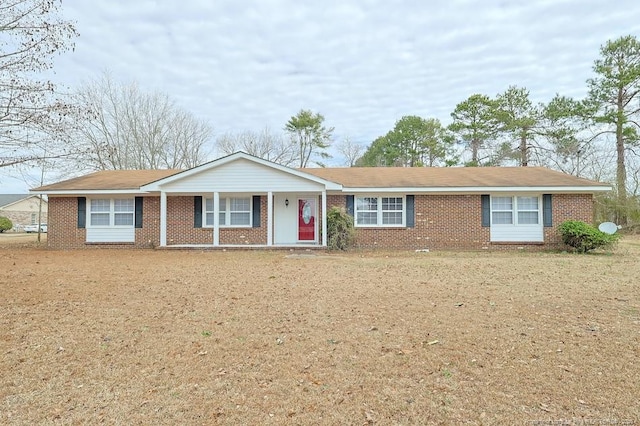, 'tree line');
1,1,638,223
